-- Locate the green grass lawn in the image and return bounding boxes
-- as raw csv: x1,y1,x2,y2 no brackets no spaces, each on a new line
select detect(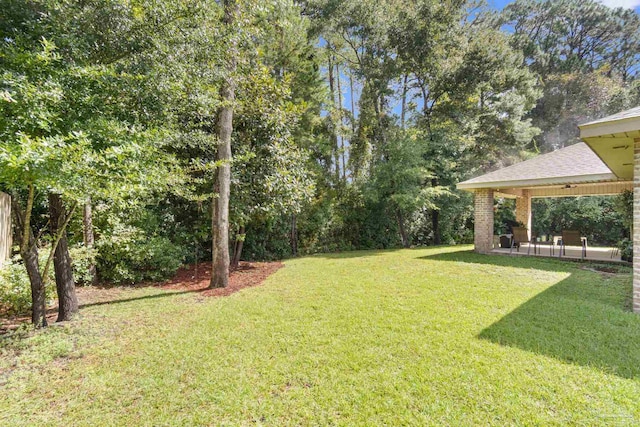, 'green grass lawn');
2,246,640,426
